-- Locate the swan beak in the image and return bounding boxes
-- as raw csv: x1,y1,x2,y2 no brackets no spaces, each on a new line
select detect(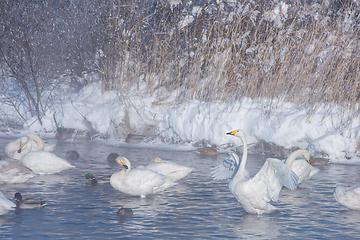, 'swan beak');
227,130,237,135
307,159,311,164
17,146,23,153
120,161,129,170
